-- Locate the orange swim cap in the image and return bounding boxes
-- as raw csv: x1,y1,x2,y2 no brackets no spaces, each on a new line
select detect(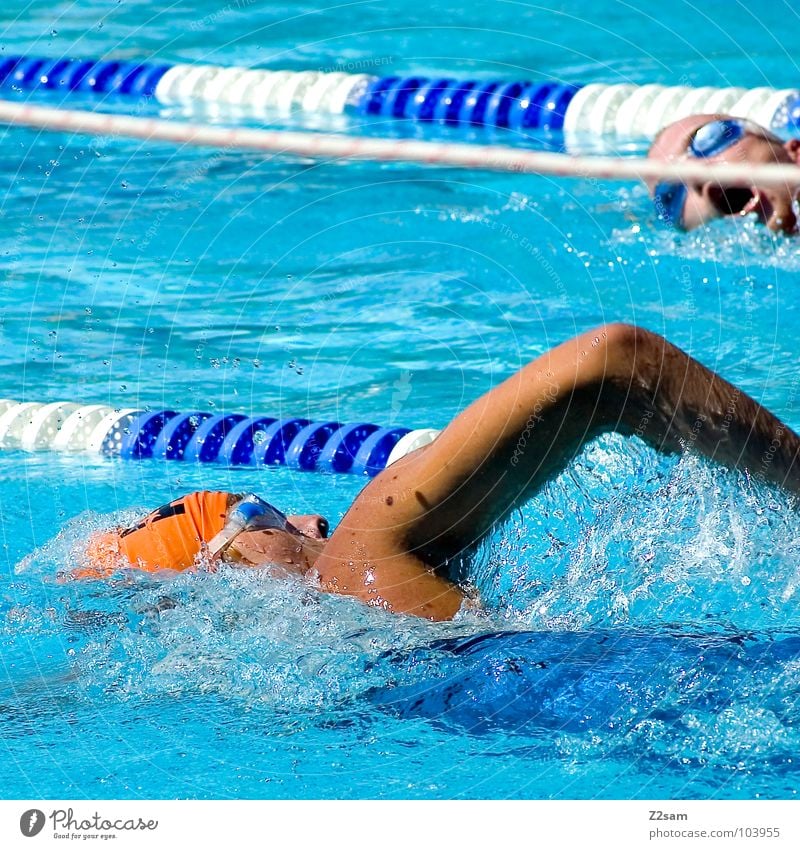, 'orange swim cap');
72,491,231,579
